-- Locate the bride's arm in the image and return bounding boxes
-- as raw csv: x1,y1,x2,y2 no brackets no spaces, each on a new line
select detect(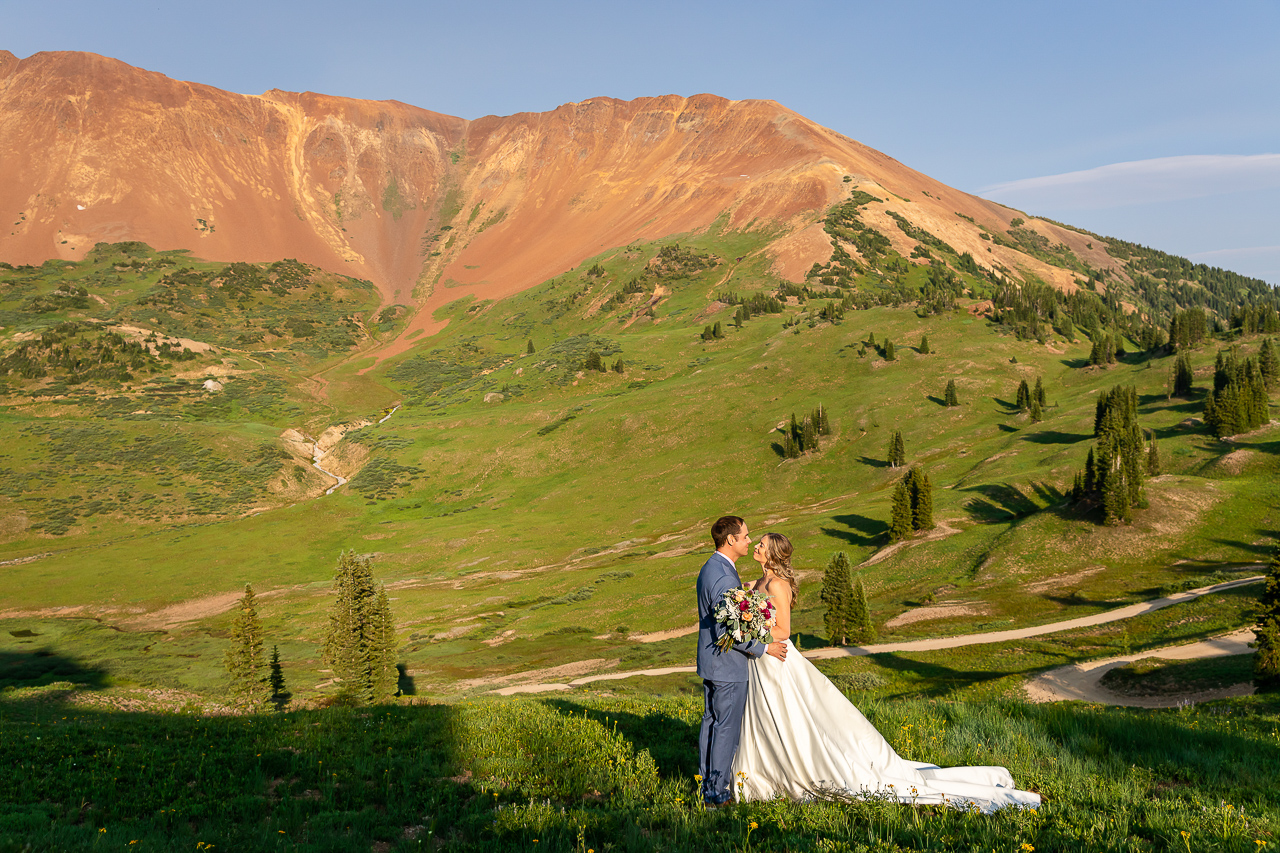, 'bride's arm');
767,579,792,641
